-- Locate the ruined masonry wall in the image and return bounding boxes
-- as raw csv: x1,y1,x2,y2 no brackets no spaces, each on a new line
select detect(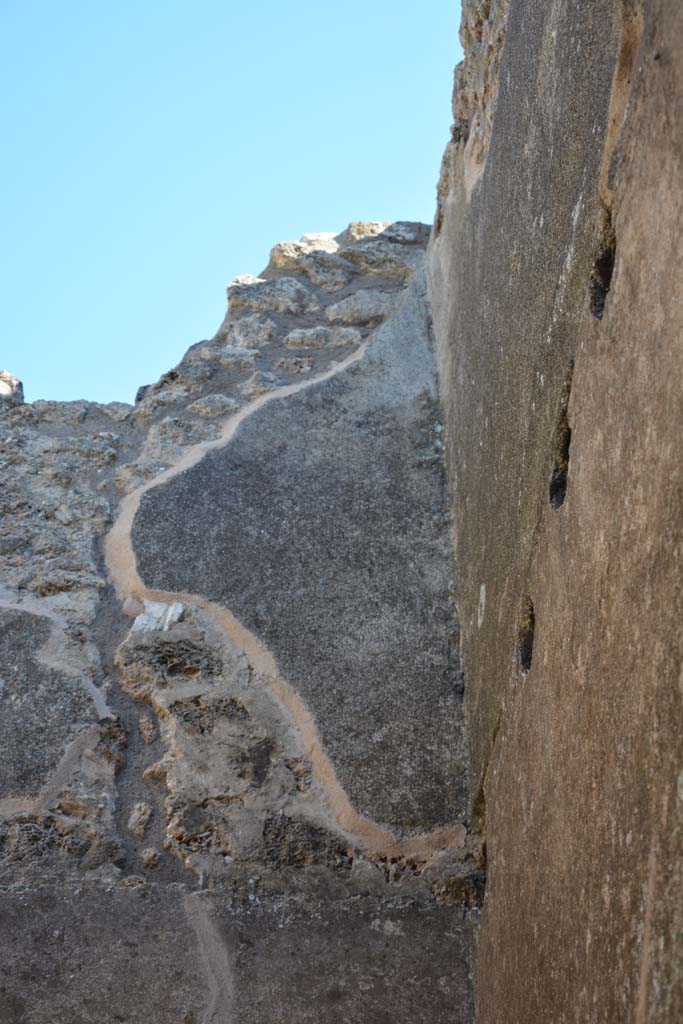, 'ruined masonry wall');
0,222,477,1023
